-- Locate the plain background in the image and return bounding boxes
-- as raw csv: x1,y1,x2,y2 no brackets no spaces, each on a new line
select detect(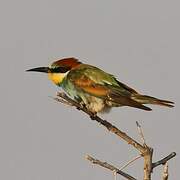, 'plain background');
0,0,179,179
